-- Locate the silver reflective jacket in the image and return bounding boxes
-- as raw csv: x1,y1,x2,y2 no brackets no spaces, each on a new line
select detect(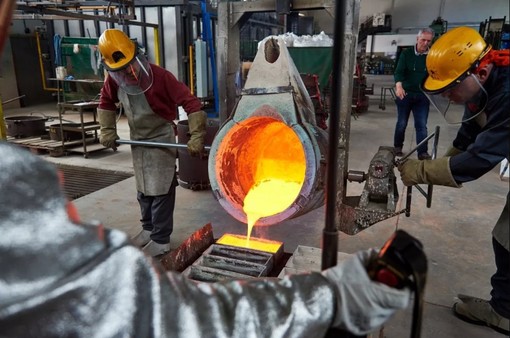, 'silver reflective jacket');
0,143,336,338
